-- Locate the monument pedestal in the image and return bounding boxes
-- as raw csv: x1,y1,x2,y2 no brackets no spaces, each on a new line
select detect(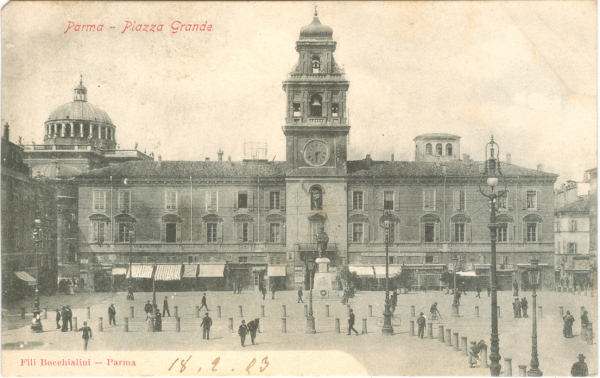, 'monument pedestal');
313,257,335,297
